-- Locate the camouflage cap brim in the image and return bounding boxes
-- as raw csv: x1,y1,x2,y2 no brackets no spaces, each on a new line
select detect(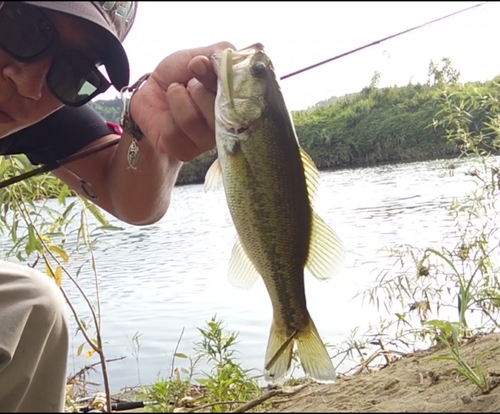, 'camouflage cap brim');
22,1,138,91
